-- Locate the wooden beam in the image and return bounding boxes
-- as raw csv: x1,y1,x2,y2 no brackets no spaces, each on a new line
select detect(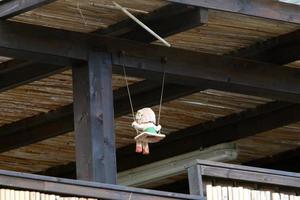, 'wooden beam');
72,52,117,183
189,159,300,188
0,169,202,200
96,4,208,42
187,165,203,196
245,147,300,172
0,59,66,92
168,0,300,24
229,29,300,65
0,0,56,19
0,104,74,153
1,21,300,102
